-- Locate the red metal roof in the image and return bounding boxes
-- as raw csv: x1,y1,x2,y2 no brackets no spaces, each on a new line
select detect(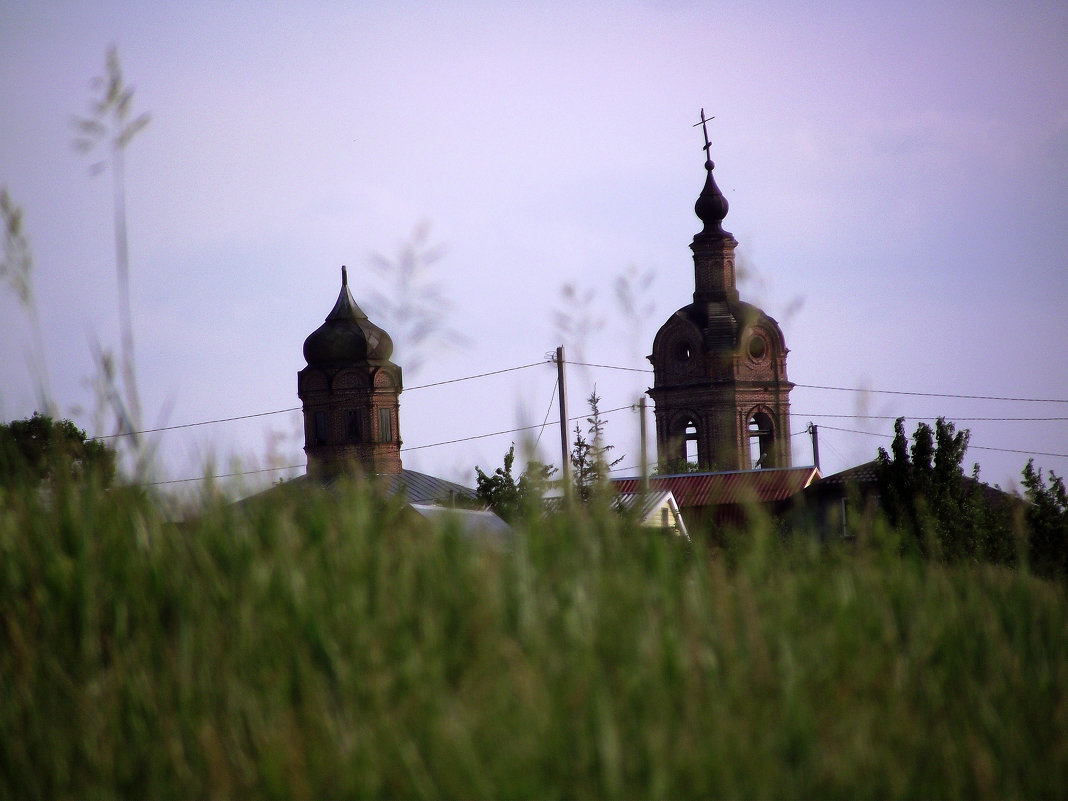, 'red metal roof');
612,466,820,509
